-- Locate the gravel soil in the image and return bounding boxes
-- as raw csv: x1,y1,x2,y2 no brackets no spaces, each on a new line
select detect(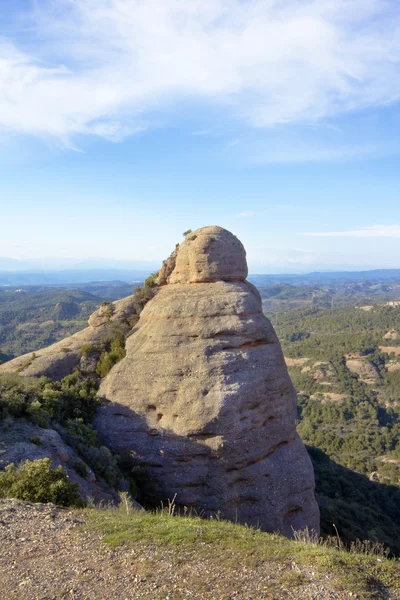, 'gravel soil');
0,500,397,600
